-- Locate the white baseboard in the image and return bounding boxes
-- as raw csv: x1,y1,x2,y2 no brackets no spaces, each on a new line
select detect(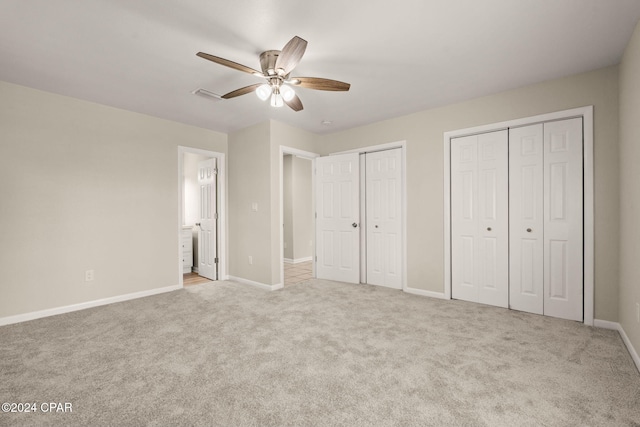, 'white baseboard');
283,257,312,265
593,319,618,330
228,276,283,291
0,285,181,327
594,319,640,373
403,286,447,300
